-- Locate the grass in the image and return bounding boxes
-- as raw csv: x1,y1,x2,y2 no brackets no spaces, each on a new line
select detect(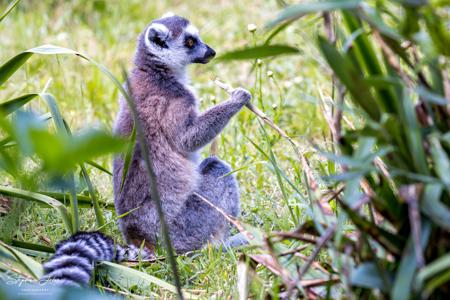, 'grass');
0,0,334,298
